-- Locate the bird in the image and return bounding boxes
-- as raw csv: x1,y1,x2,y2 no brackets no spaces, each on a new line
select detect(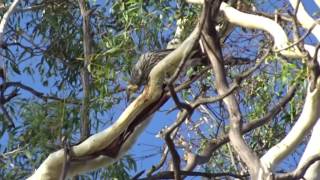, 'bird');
127,50,172,95
126,48,208,100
